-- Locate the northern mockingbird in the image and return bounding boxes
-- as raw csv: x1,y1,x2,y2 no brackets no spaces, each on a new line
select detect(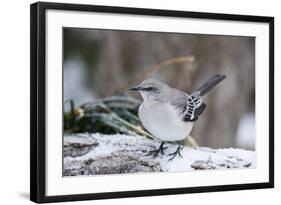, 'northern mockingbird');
130,74,226,160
